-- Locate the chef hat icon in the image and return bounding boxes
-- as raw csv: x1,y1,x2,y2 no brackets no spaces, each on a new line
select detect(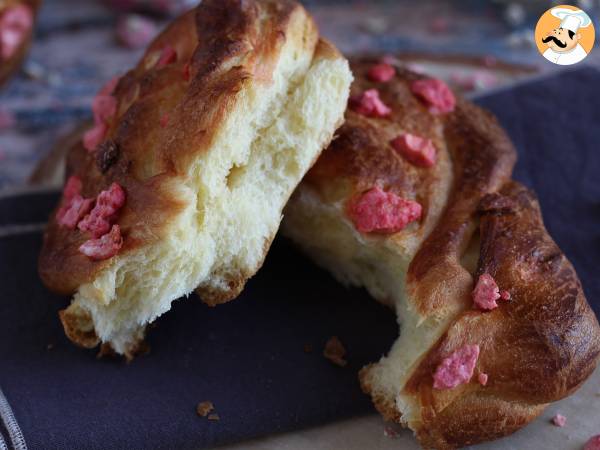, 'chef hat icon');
550,7,593,33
